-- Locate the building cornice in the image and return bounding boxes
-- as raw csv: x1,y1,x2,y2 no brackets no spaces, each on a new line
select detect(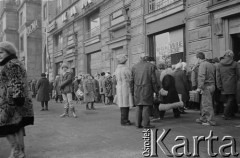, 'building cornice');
208,0,240,13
